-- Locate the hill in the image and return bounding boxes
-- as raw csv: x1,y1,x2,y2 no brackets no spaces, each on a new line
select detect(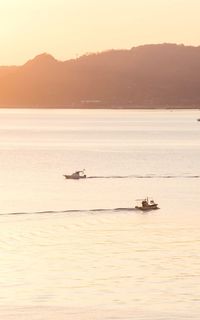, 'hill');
1,44,200,108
